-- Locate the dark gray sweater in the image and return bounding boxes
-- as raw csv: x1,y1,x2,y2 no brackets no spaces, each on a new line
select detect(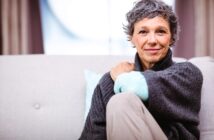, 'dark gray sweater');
79,50,203,140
